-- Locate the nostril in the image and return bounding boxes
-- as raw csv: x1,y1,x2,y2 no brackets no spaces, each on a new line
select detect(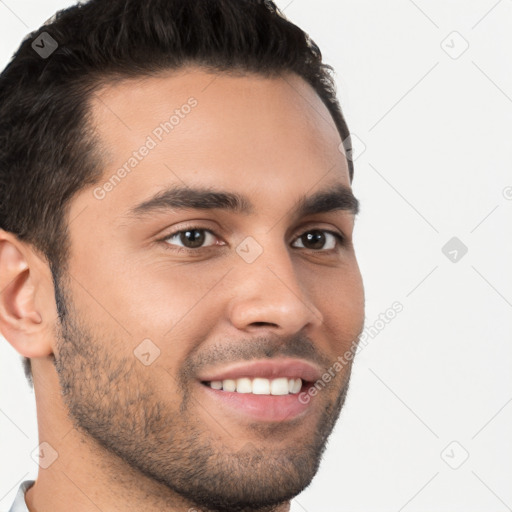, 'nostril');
250,322,278,327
